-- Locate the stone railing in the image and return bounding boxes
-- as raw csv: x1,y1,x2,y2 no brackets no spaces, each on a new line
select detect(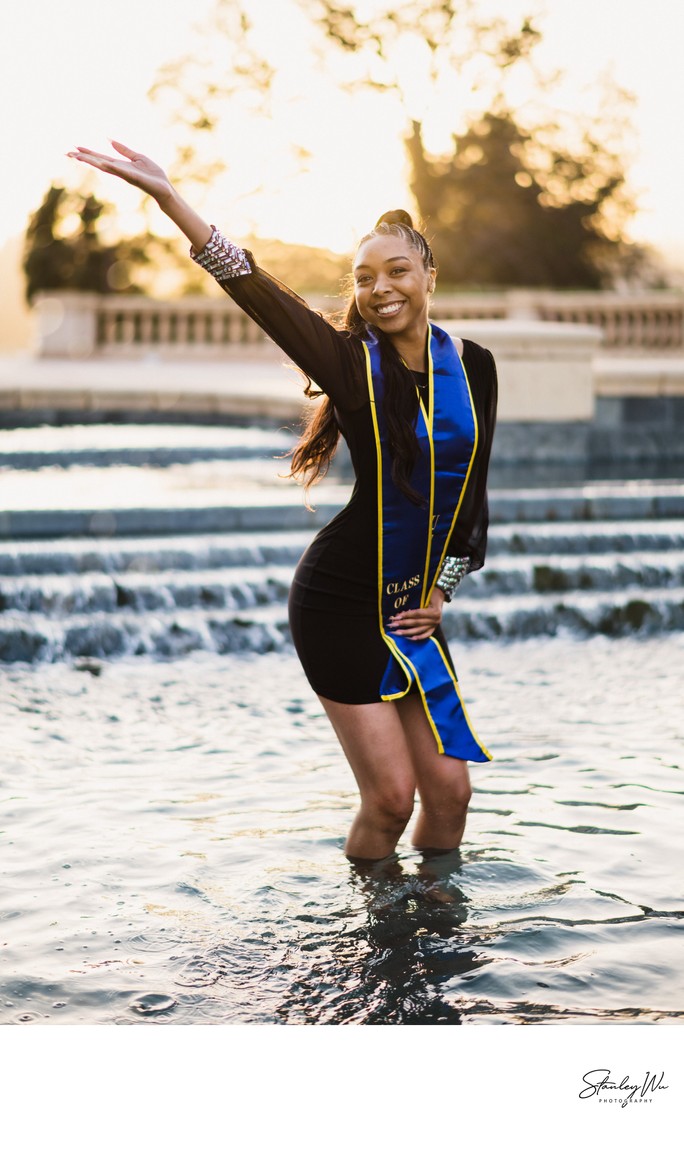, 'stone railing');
95,295,267,352
32,288,684,358
432,290,684,350
33,293,270,360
